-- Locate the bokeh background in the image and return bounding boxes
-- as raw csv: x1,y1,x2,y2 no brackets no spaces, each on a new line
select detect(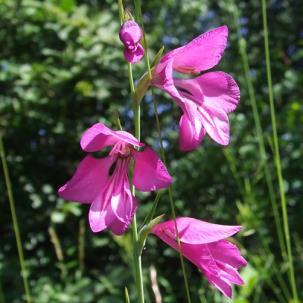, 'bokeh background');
0,0,302,302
